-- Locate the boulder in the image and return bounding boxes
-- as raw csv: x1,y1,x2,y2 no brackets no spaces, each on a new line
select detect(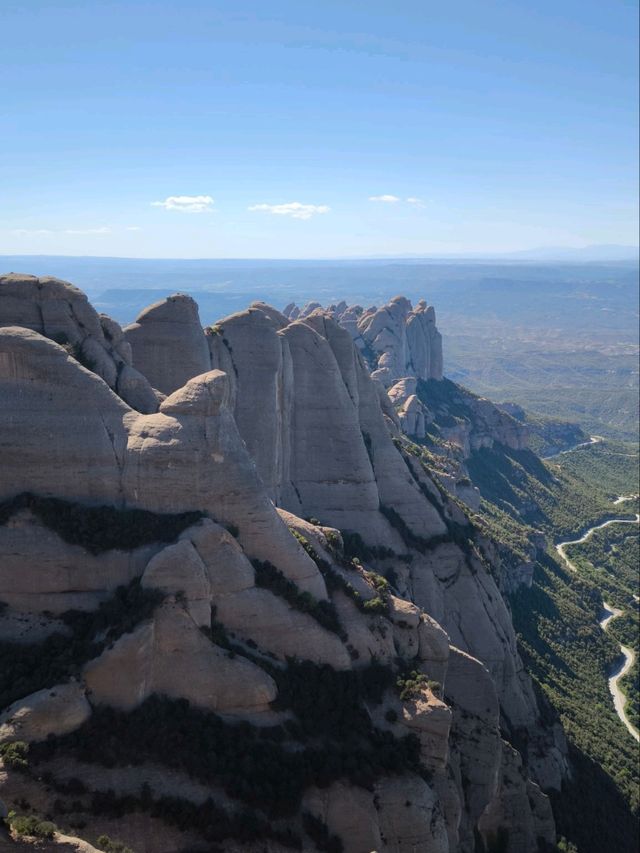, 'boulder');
0,683,91,743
